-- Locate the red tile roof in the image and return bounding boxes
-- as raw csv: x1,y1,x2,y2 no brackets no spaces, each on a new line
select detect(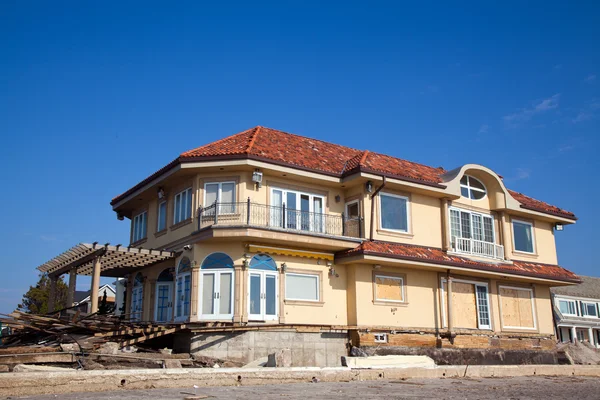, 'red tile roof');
336,240,580,283
111,126,576,220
